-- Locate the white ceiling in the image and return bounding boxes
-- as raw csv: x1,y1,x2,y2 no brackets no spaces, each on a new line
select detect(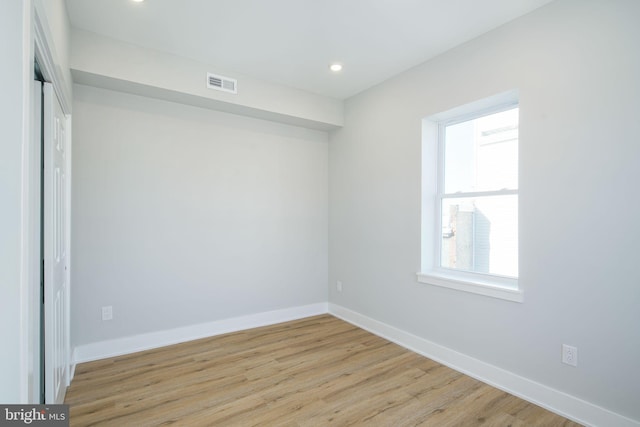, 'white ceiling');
65,0,555,99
